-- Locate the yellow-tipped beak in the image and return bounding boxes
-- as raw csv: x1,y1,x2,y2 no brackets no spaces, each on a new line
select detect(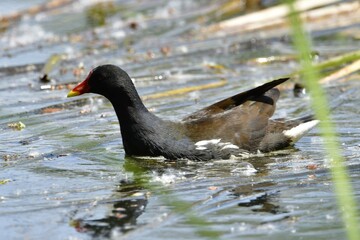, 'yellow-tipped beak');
67,75,91,98
67,90,80,98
